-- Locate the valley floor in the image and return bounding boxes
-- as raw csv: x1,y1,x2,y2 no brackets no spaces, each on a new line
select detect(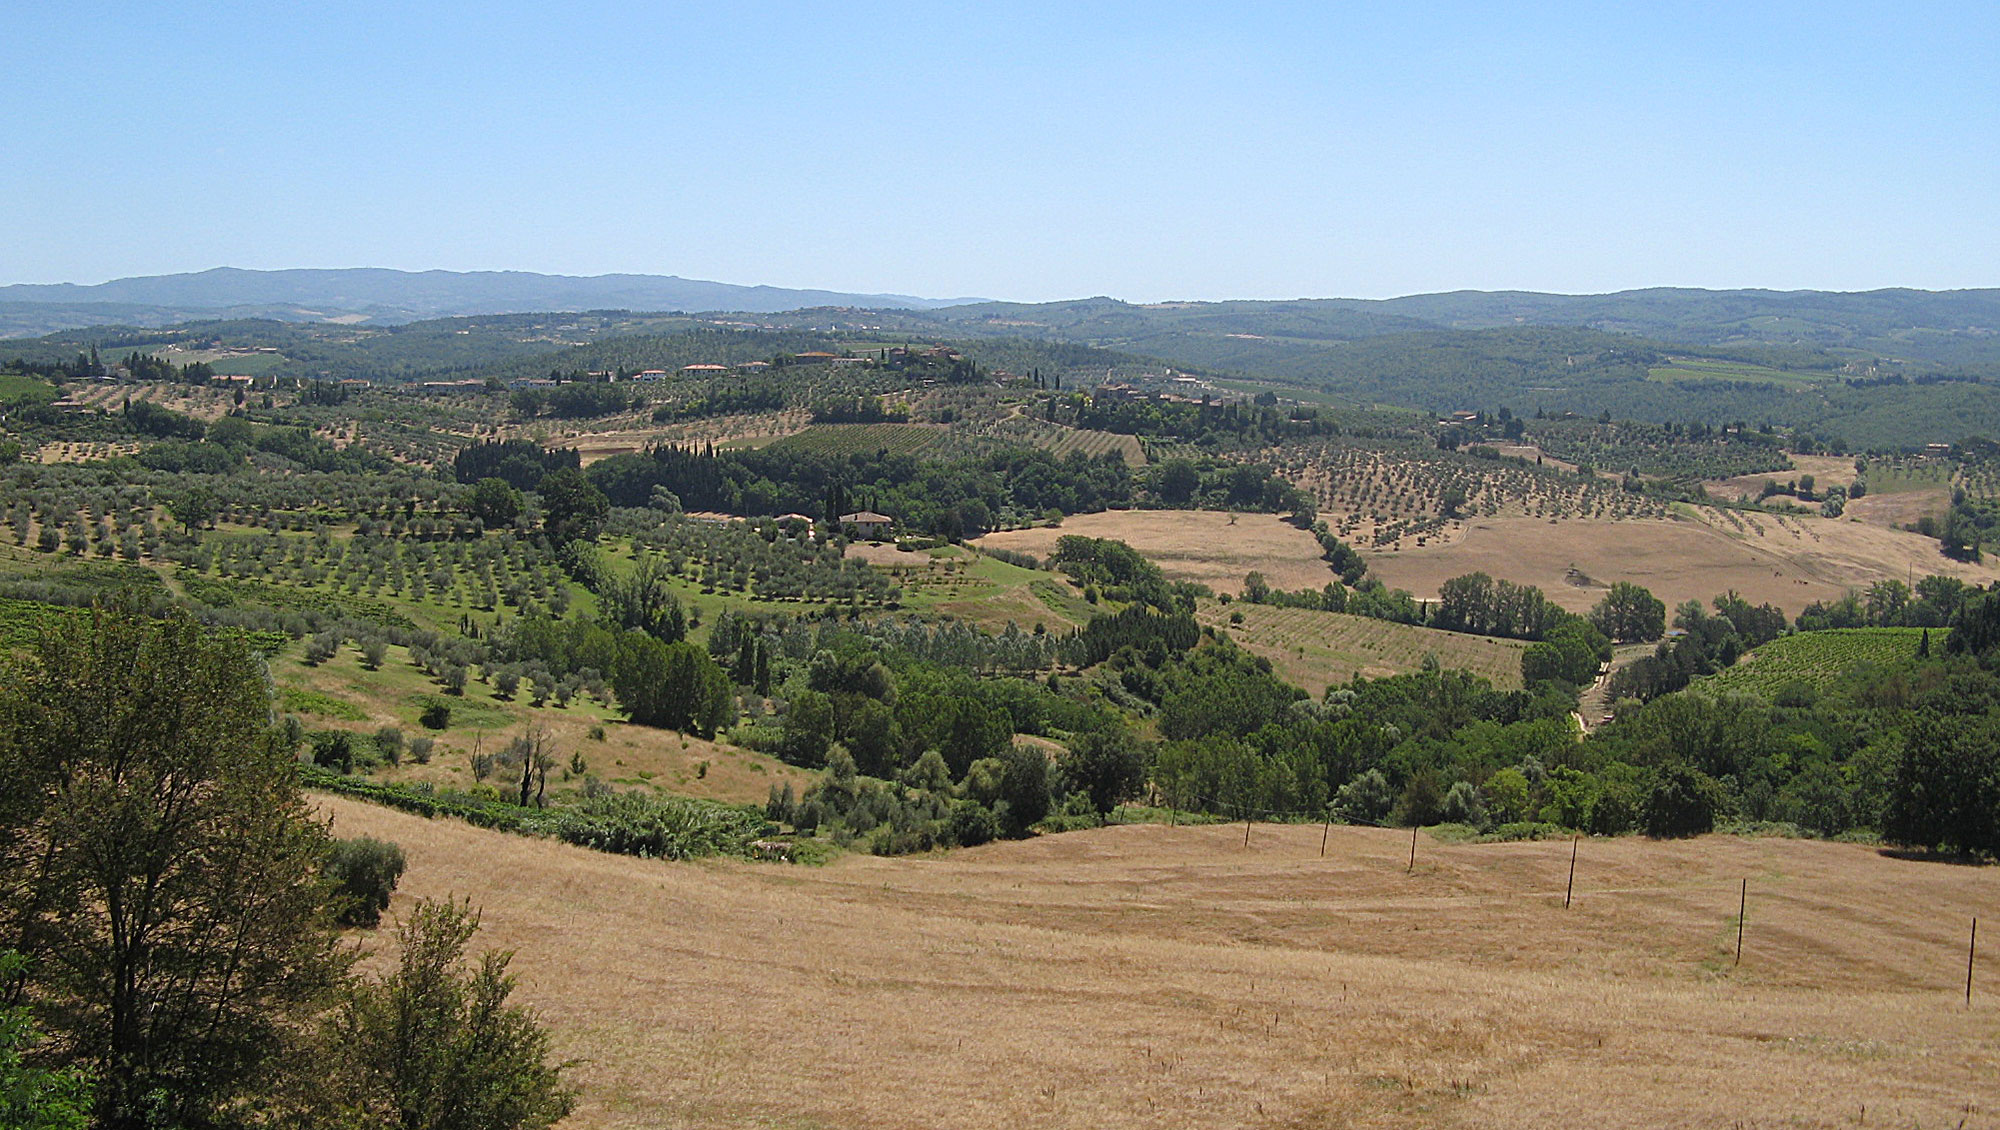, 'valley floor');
319,796,2000,1129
